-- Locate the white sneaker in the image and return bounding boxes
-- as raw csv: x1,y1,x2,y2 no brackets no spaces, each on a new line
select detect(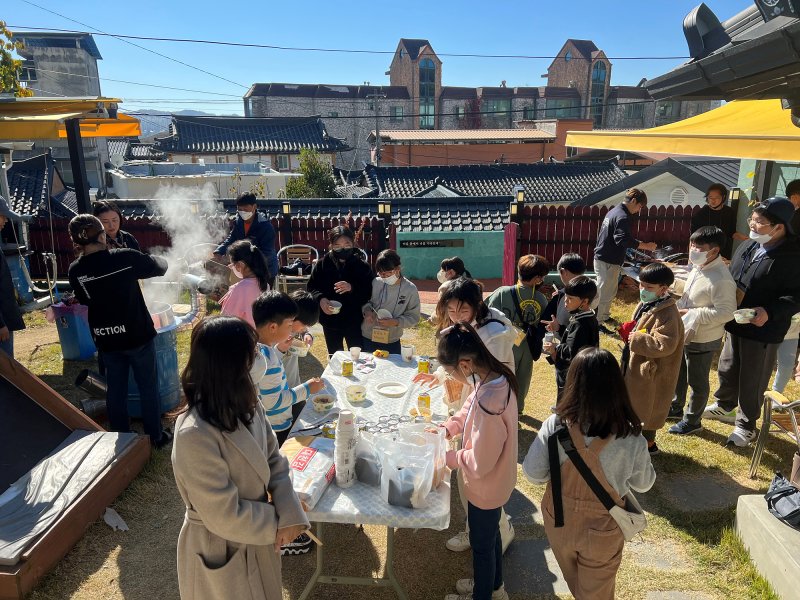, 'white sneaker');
702,402,737,424
451,581,509,599
500,517,515,554
726,426,757,447
446,530,471,552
